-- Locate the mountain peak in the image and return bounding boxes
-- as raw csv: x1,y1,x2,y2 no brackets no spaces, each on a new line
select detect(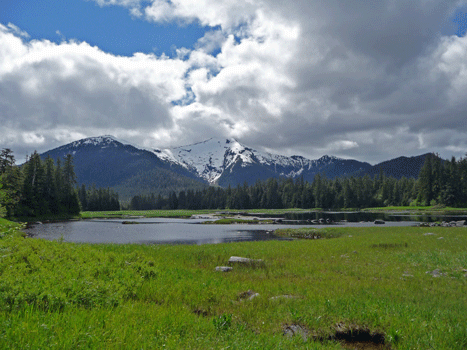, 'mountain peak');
318,155,339,162
69,135,122,148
